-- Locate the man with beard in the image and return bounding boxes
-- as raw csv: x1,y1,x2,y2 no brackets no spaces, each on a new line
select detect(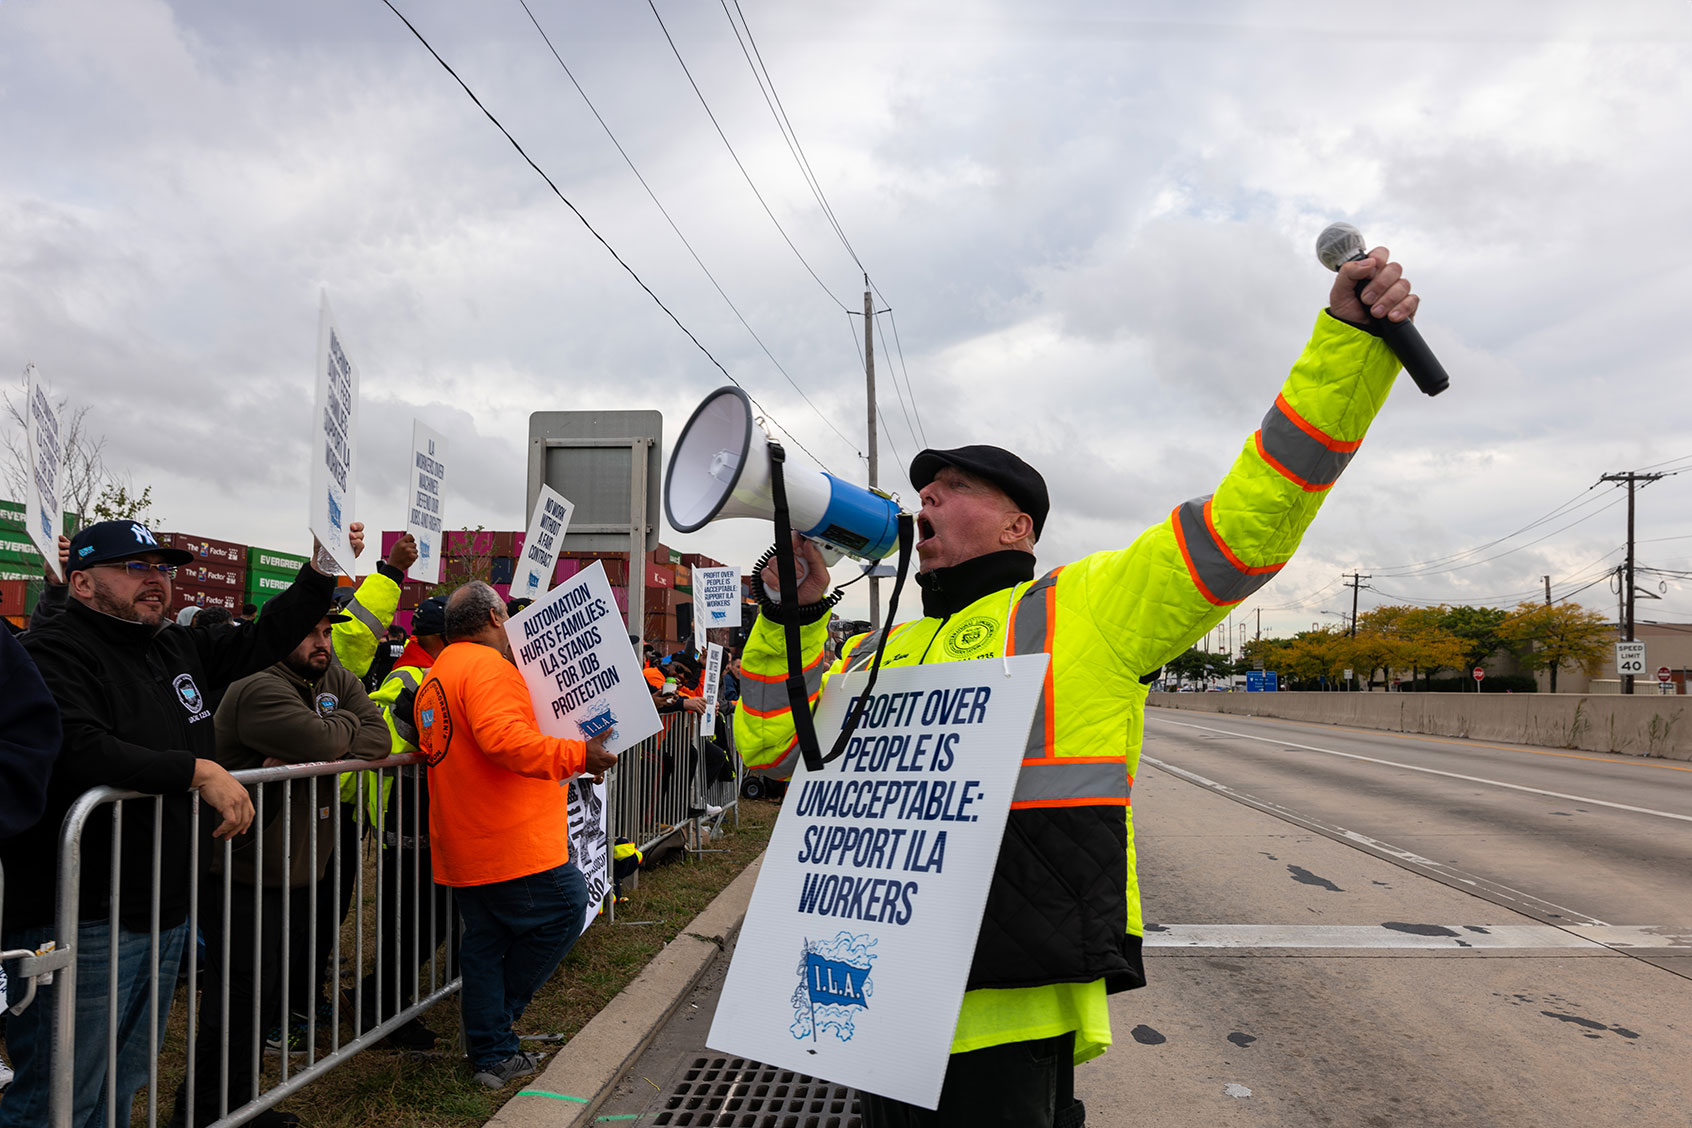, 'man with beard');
169,608,388,1127
0,519,348,1128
